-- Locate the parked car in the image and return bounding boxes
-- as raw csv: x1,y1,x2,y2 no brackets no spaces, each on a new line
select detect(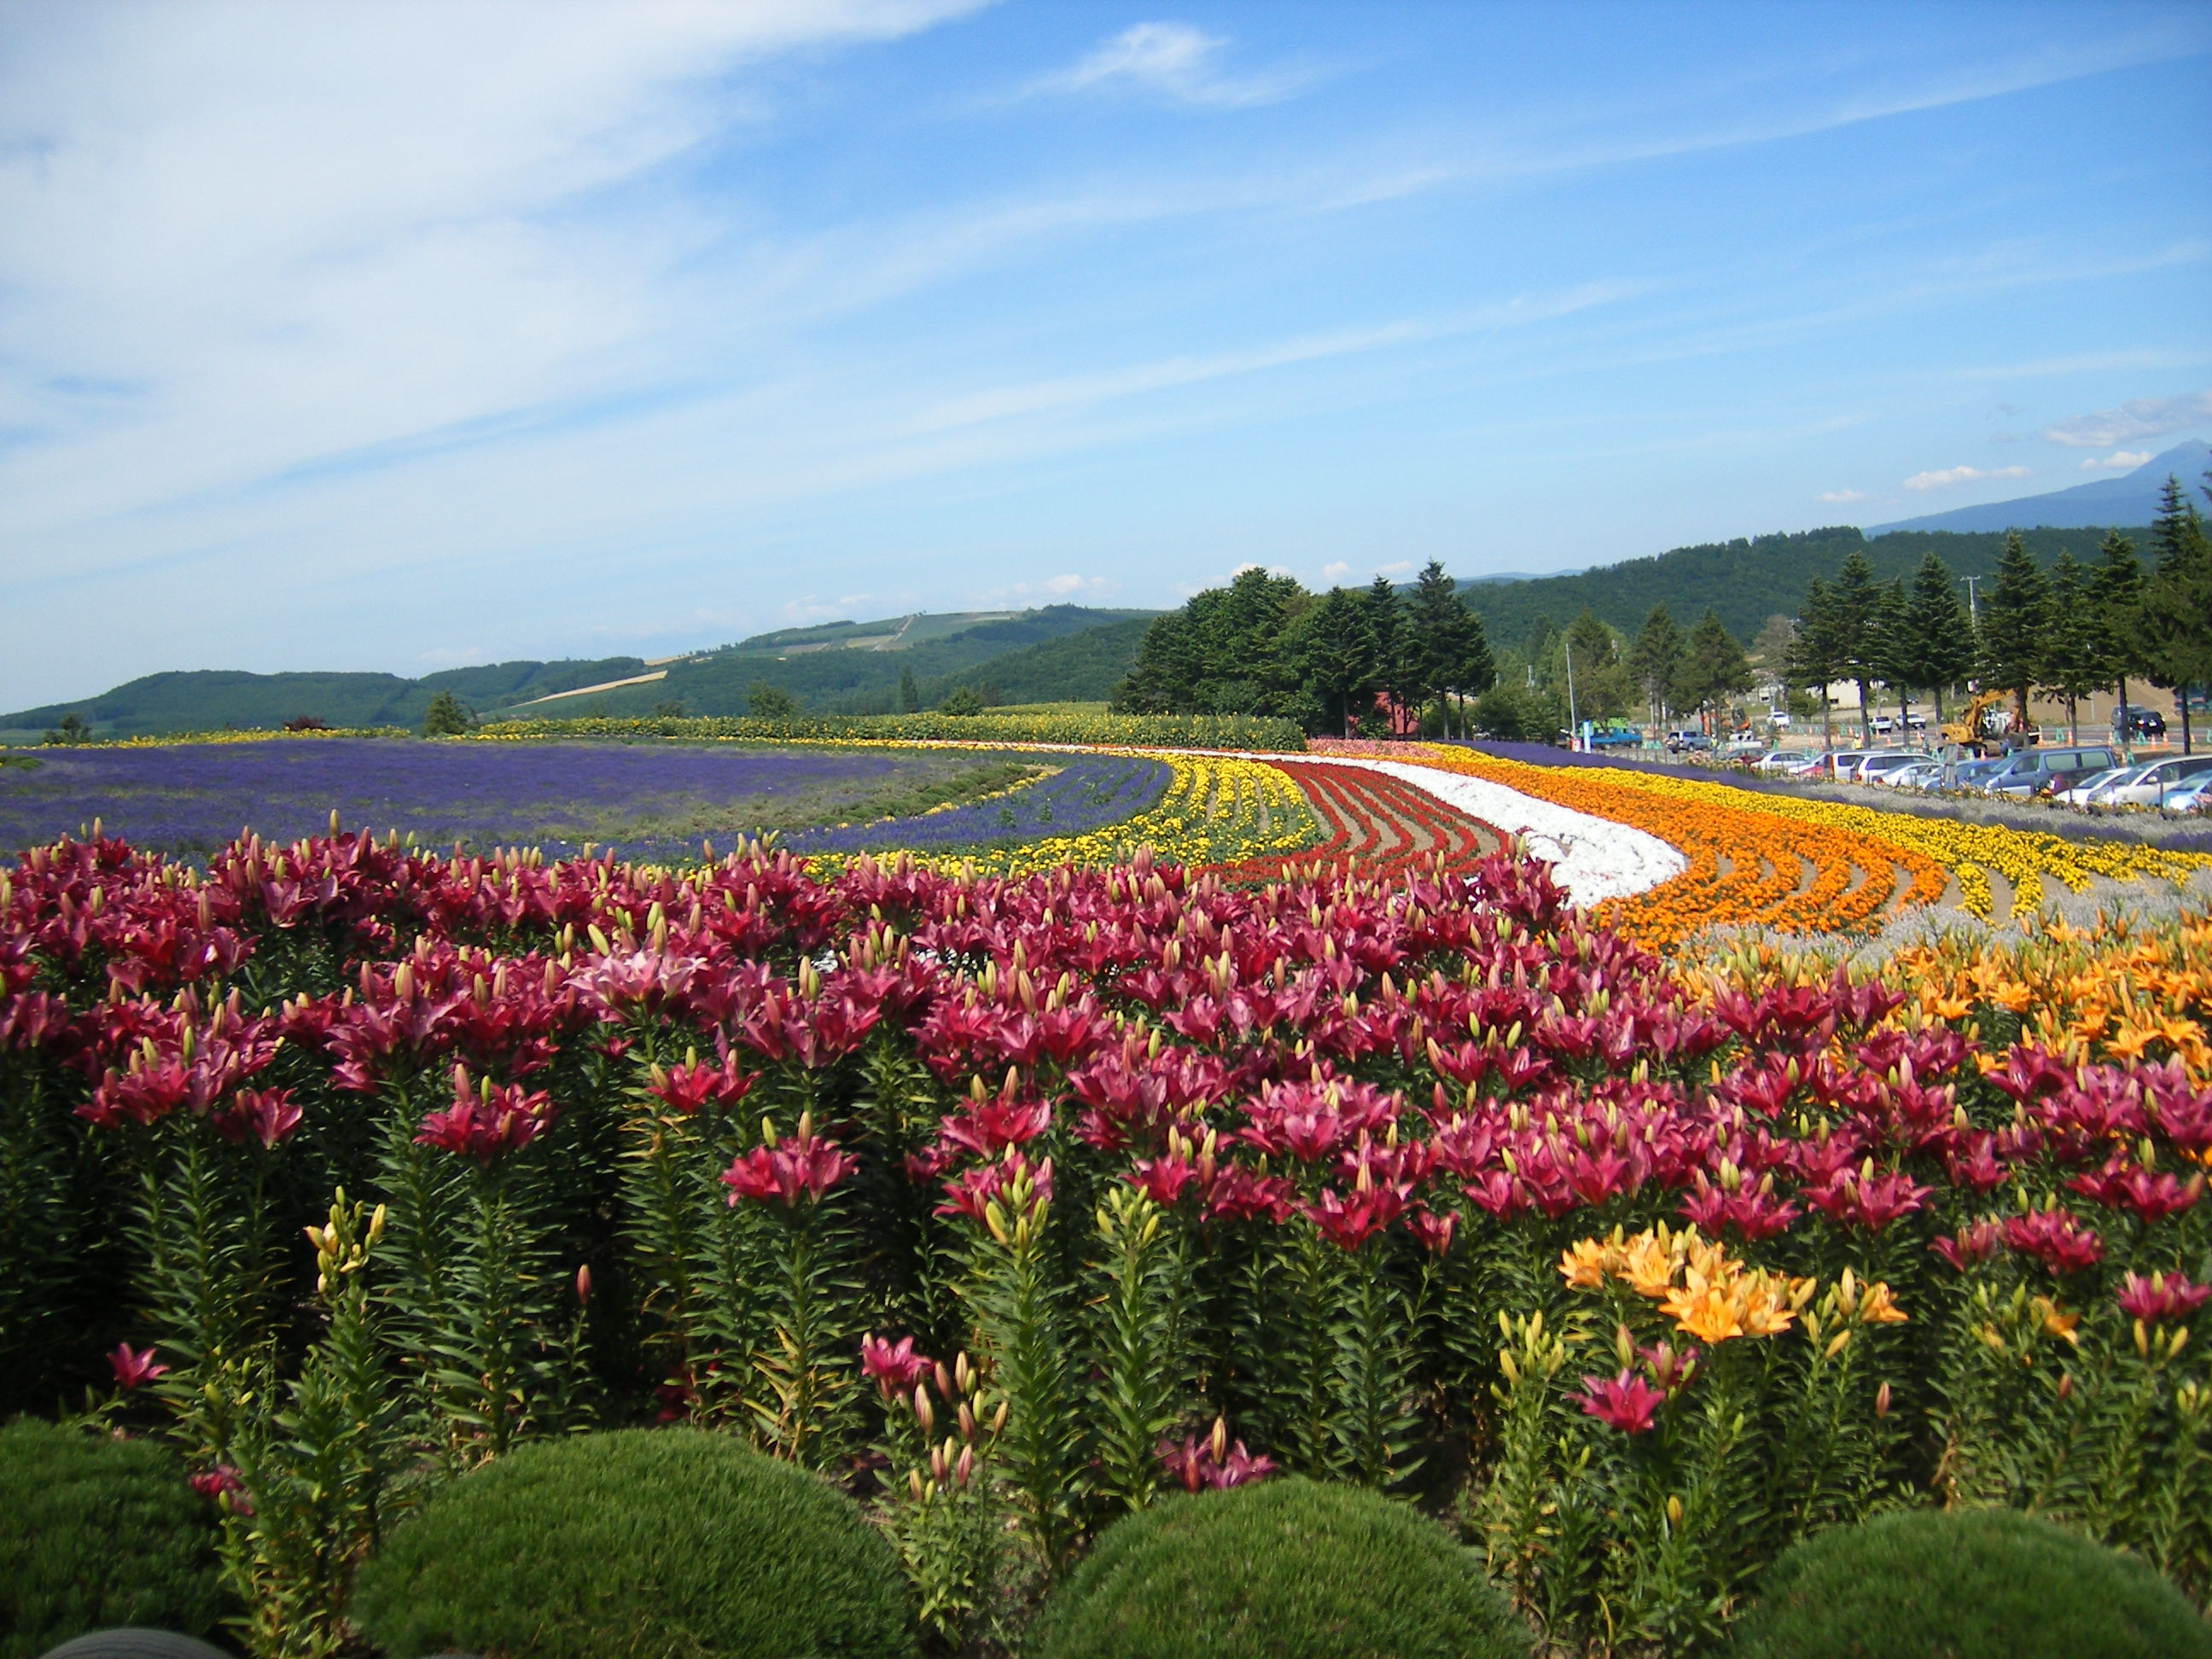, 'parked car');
1882,760,1945,790
2160,775,2212,813
1982,744,2122,798
2052,765,2140,806
1767,709,1793,728
1813,749,1873,781
1854,751,1924,784
2111,704,2168,742
1664,730,1714,754
2092,754,2212,806
1947,757,2009,792
1755,750,1816,774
